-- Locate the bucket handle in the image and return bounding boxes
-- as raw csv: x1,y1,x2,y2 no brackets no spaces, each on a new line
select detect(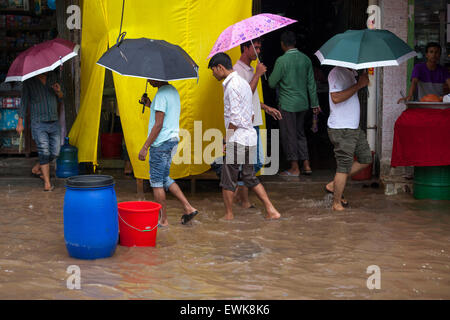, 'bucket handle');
118,213,158,232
